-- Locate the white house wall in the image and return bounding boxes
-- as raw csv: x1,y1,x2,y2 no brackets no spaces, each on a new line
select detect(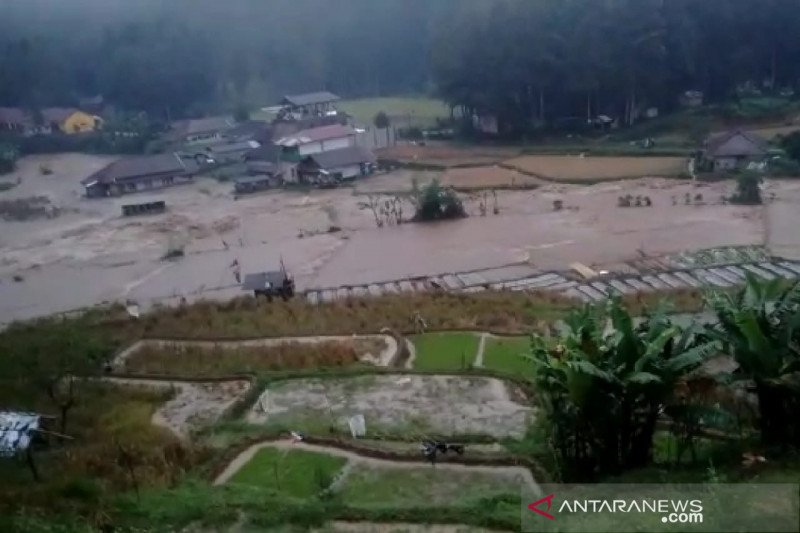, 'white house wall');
298,141,323,156
296,135,355,156
321,136,353,152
